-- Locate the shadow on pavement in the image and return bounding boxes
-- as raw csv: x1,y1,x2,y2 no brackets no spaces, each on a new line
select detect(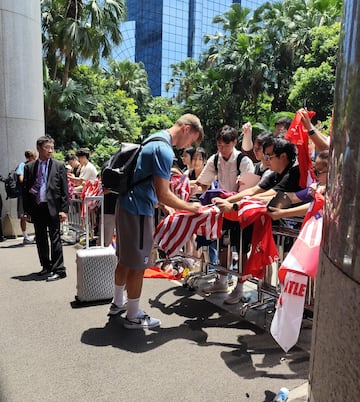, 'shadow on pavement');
11,272,47,282
70,298,112,309
0,242,27,249
81,285,309,392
